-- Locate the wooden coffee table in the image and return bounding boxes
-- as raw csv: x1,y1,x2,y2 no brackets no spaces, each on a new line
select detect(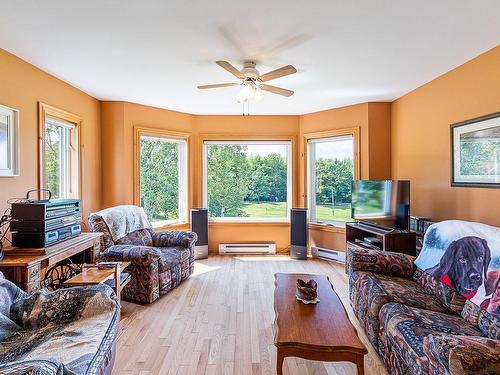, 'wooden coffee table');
273,273,367,374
